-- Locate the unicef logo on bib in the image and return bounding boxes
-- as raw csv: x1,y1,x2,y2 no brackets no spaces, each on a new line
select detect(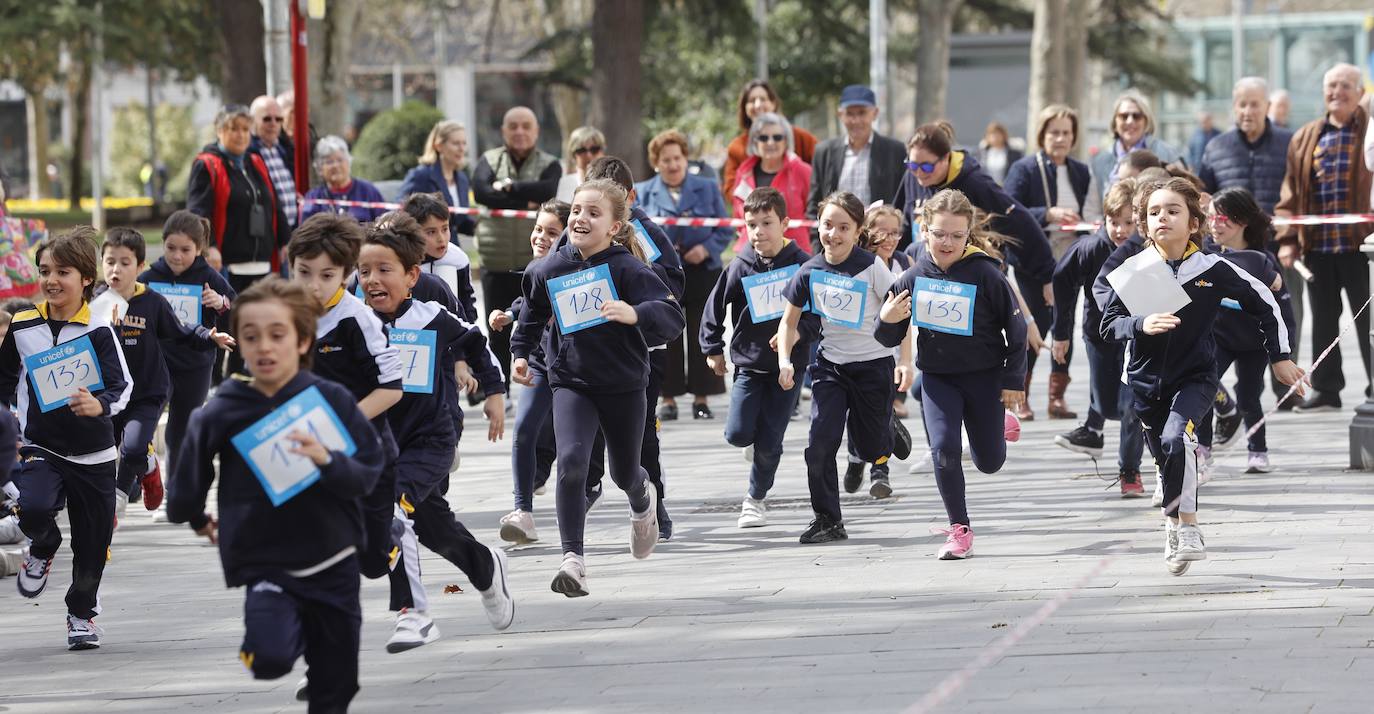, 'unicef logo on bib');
809,270,867,329
24,334,105,413
547,264,620,334
389,328,437,394
913,277,977,336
